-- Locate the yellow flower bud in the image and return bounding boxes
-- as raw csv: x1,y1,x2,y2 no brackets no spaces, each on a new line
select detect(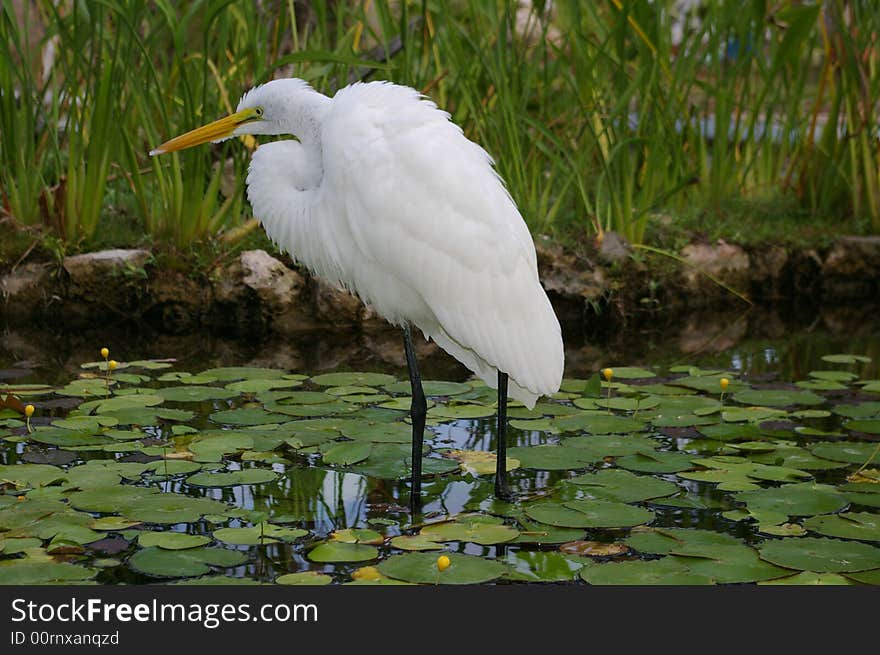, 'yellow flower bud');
24,404,34,418
100,347,109,359
437,555,451,572
602,368,613,381
720,378,730,391
108,360,118,371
